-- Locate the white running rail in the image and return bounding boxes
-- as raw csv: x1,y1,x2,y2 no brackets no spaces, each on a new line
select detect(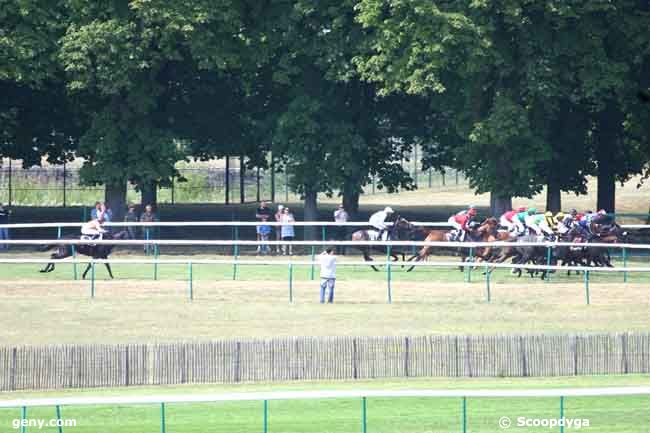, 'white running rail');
1,387,649,408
